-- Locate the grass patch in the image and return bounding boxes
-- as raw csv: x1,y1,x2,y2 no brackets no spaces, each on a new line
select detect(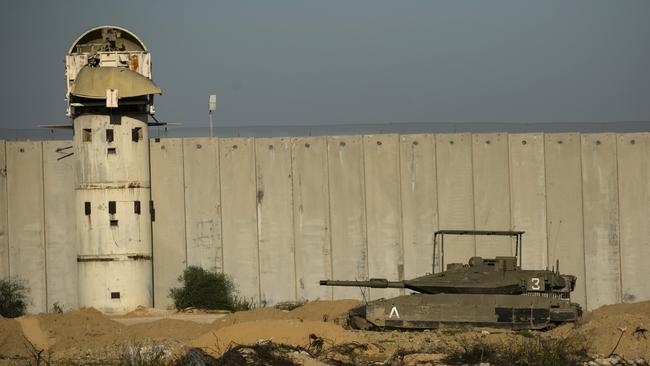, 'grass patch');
442,334,589,366
439,328,469,337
